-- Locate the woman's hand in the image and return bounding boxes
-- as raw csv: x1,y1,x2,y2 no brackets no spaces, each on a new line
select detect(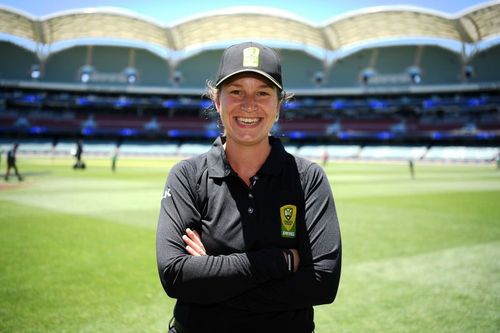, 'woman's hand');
182,228,206,256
